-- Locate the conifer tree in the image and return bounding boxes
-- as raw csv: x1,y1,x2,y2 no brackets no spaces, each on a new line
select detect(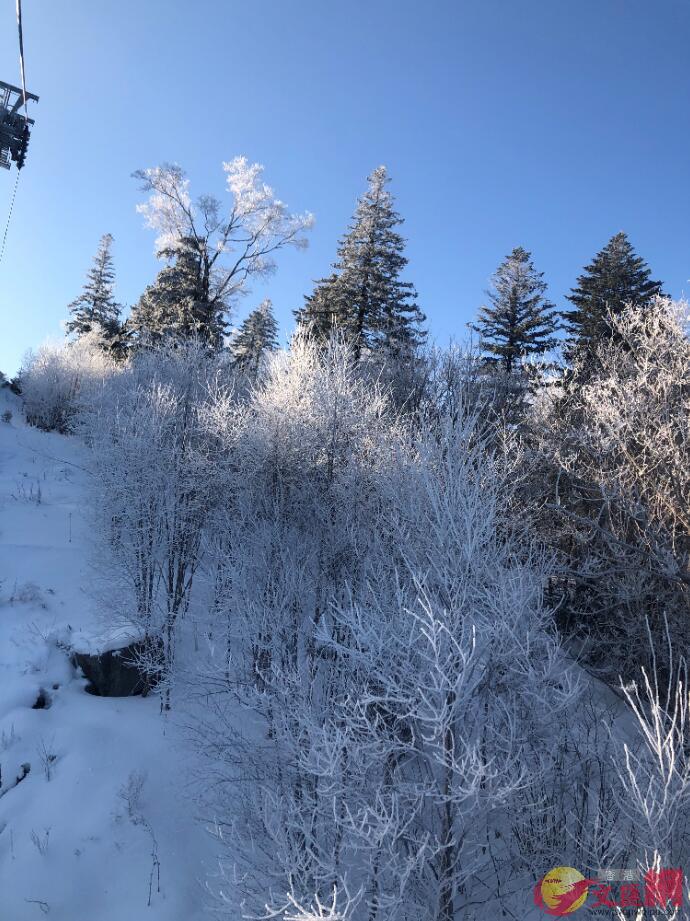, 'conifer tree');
564,231,663,365
230,299,279,375
293,274,342,343
471,247,558,373
296,167,425,359
128,237,228,348
66,234,122,341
